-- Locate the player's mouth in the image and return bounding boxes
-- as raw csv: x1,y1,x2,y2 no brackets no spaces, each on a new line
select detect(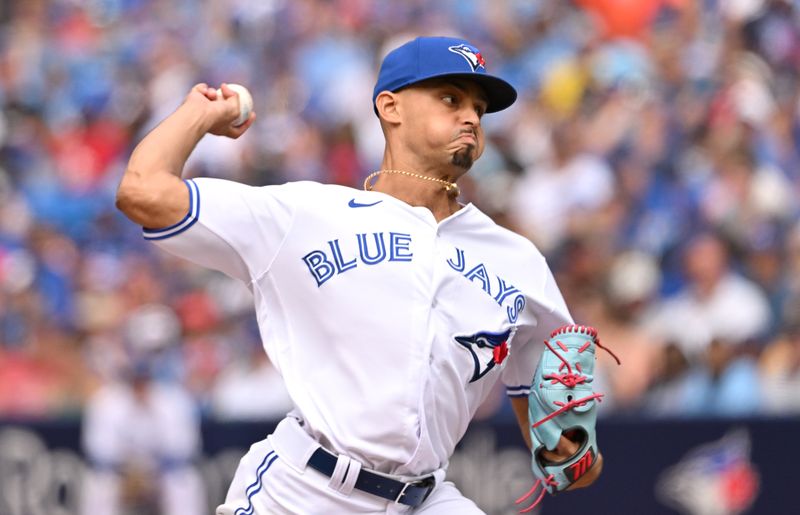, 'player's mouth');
454,131,477,144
